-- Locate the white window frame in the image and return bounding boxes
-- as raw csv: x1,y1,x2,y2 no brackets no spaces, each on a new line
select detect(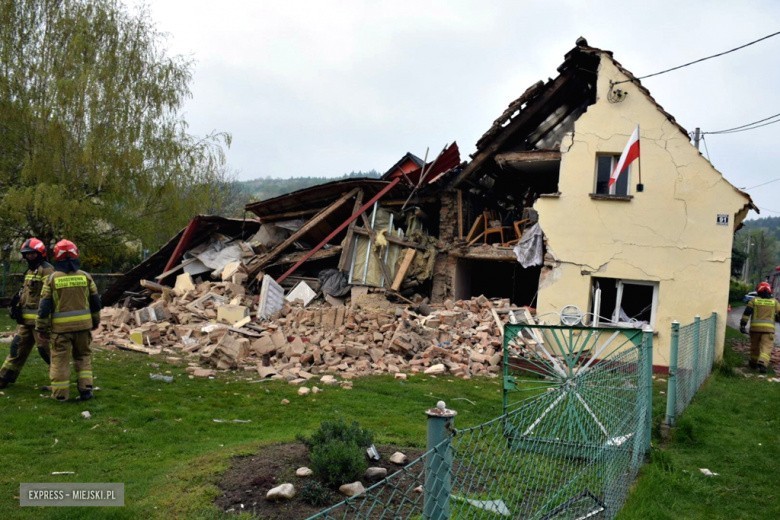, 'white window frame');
591,278,658,329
